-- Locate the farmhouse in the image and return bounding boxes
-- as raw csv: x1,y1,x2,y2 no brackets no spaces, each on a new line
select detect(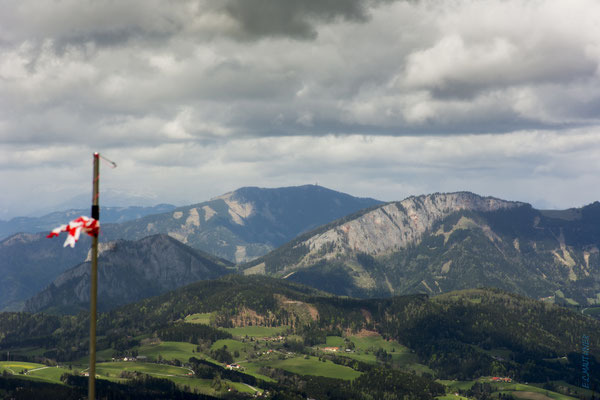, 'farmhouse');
491,377,512,382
